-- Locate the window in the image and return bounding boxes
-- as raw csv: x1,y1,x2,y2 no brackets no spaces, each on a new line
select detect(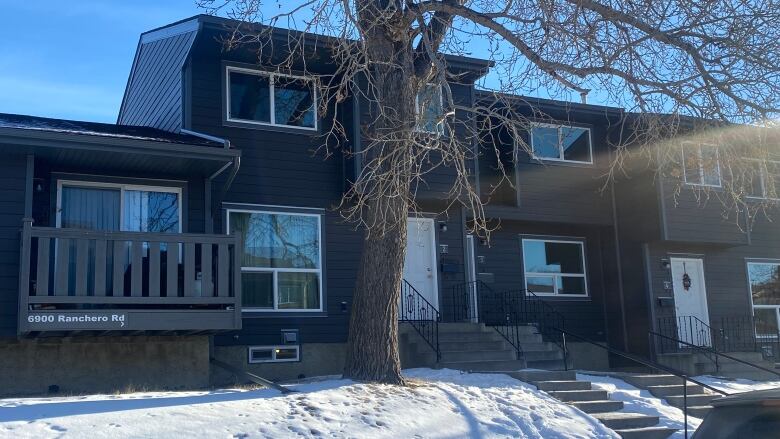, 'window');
227,67,317,130
682,142,722,187
748,262,780,337
248,345,300,363
58,181,181,233
530,124,593,164
522,238,588,297
416,84,444,134
746,160,780,200
228,210,322,311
